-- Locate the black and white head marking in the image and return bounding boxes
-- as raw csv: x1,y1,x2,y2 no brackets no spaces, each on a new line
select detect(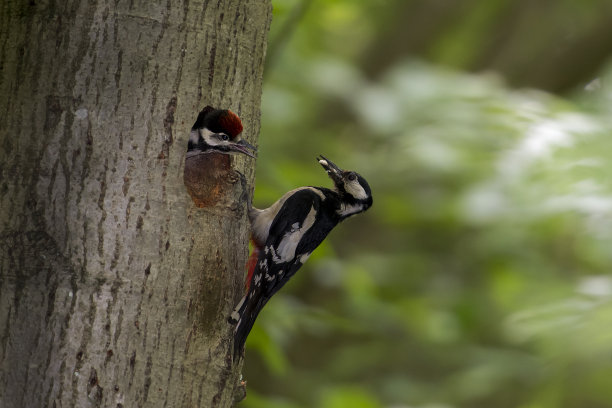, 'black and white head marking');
317,155,372,217
190,128,231,150
342,172,370,200
186,106,256,158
